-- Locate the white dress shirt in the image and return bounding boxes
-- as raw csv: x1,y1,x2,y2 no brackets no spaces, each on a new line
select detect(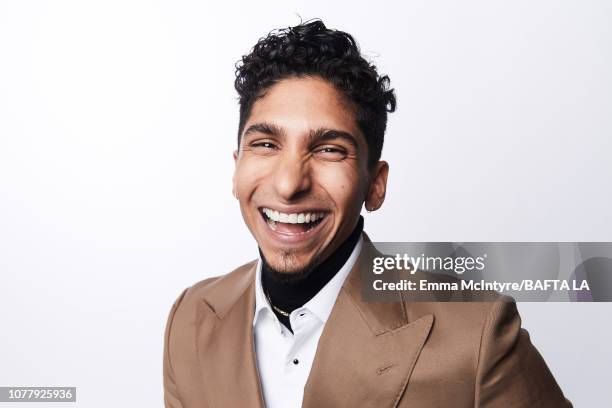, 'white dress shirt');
252,236,363,408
